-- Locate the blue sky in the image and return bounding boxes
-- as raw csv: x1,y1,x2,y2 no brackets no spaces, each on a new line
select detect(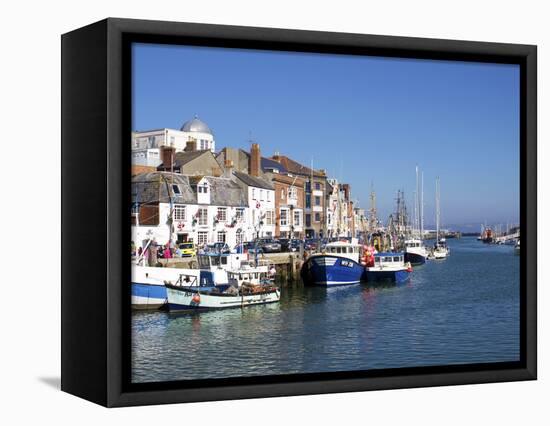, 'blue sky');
133,43,520,231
